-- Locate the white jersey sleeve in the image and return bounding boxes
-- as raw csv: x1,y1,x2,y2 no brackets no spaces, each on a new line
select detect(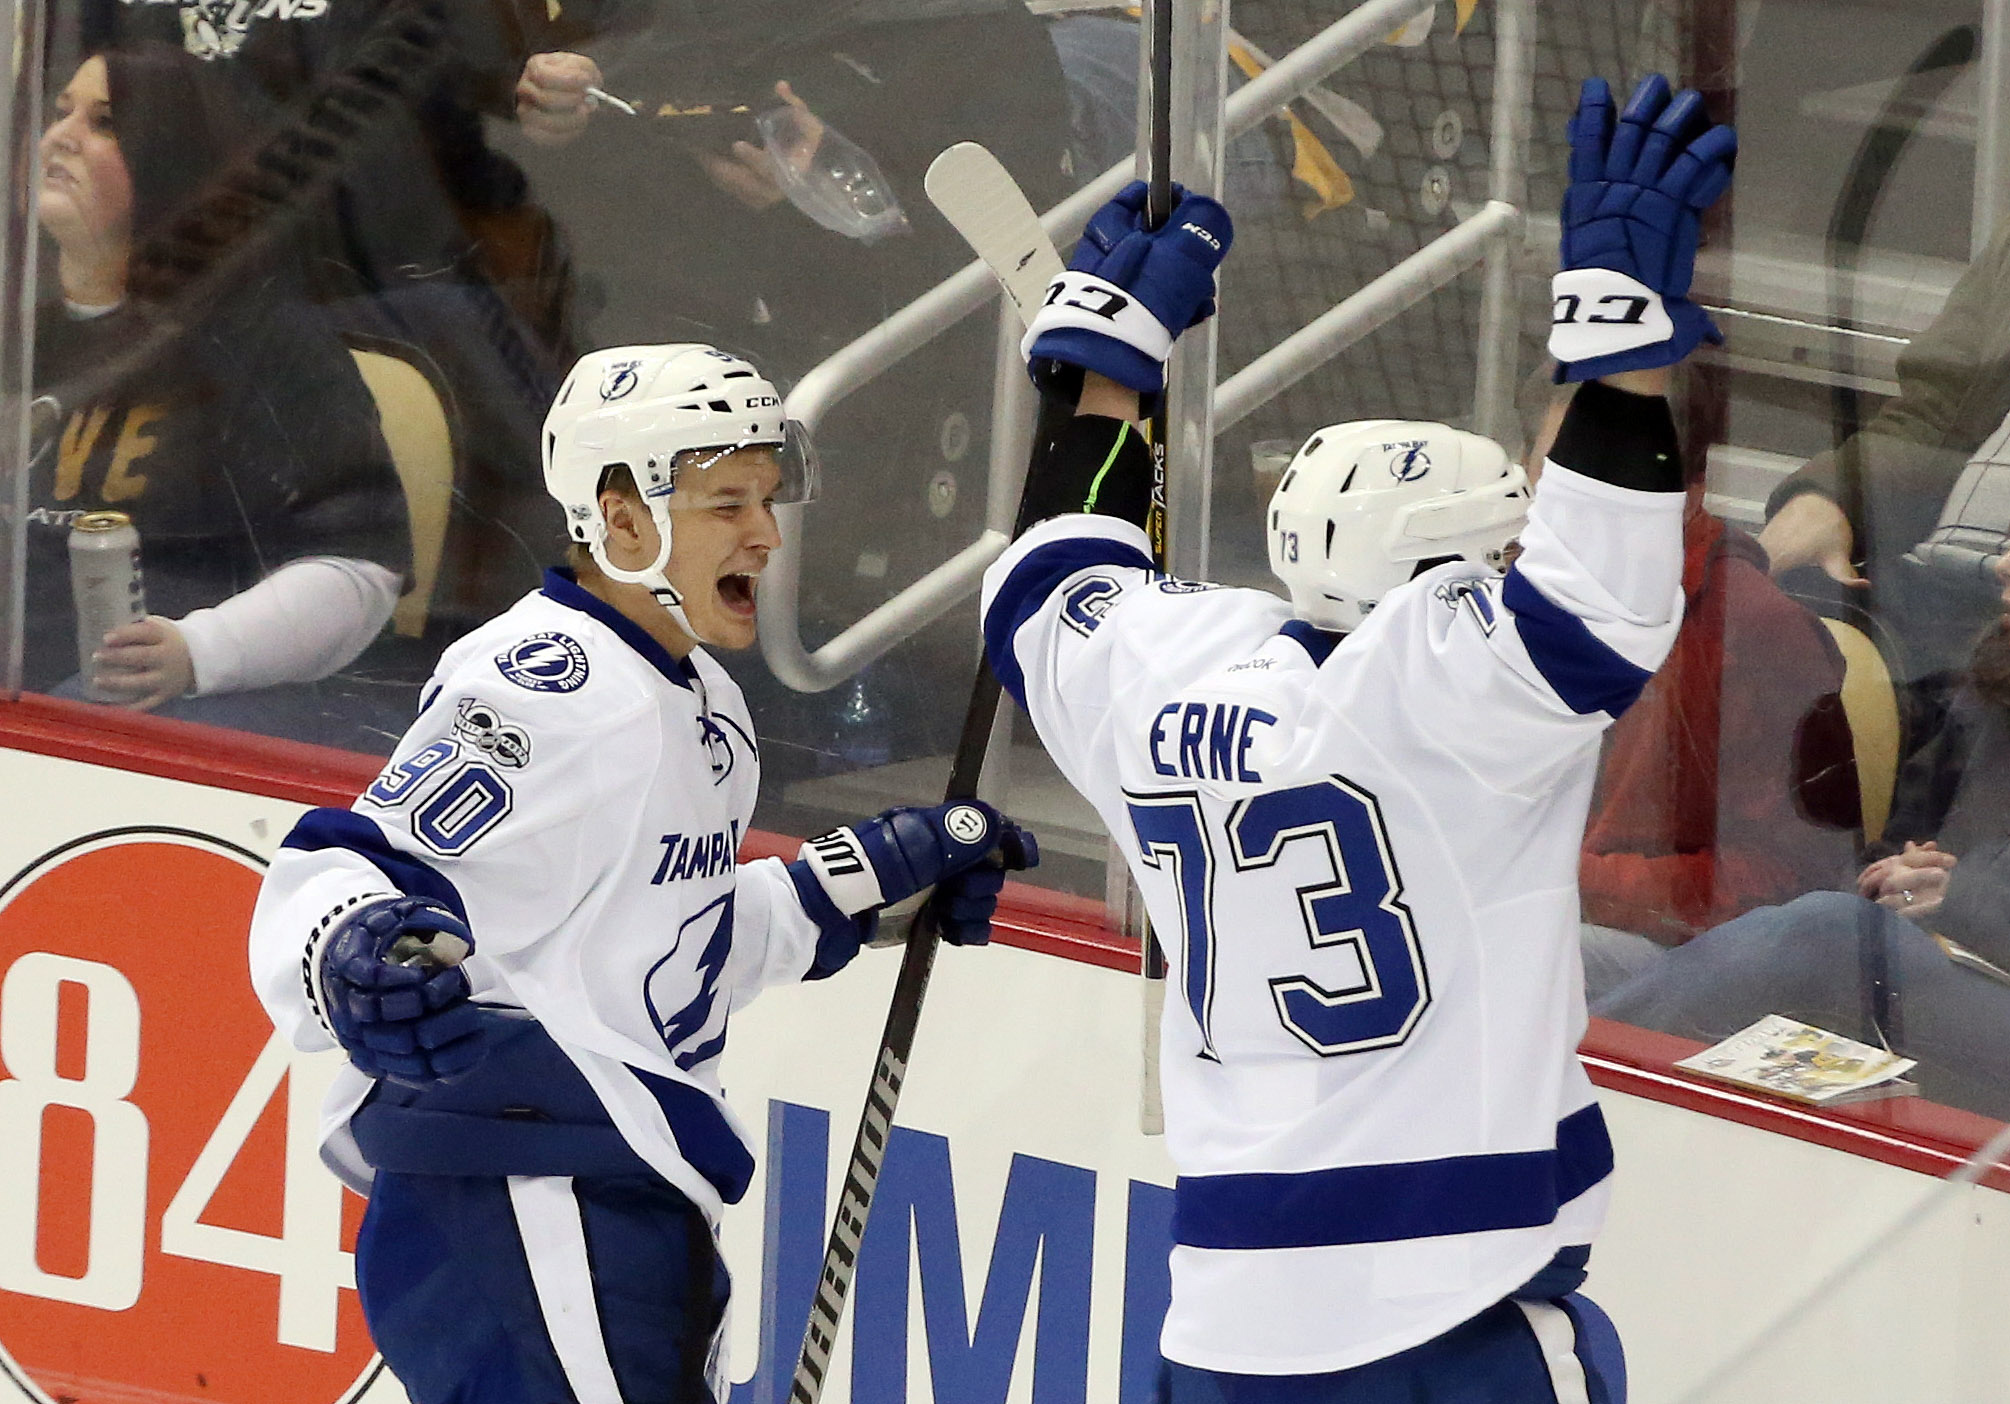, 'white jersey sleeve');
725,855,826,996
